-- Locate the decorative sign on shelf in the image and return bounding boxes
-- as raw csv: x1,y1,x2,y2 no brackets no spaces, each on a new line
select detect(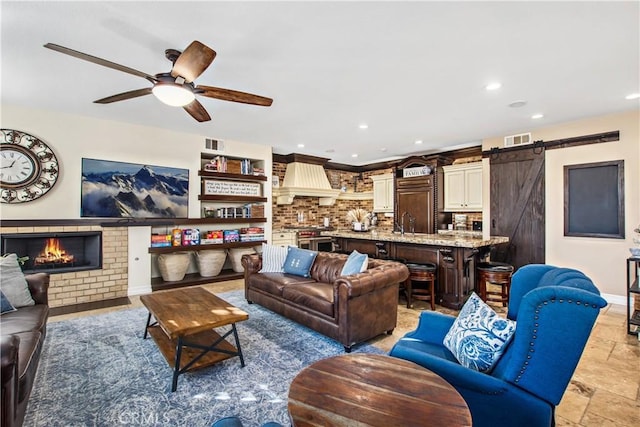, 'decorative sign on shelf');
203,179,261,197
403,165,432,178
